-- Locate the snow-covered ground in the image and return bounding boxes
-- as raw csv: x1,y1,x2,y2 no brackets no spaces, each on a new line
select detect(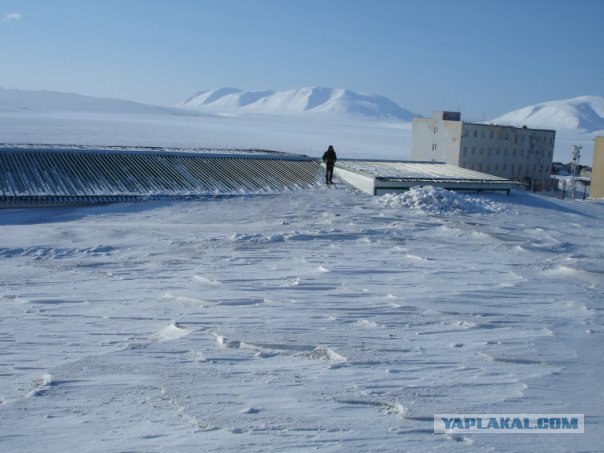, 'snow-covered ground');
1,183,603,451
0,111,411,160
1,107,603,451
